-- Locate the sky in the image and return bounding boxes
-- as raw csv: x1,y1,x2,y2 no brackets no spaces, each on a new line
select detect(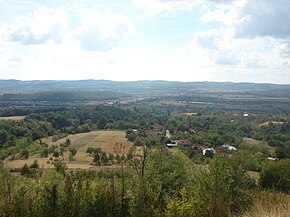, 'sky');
0,0,289,84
